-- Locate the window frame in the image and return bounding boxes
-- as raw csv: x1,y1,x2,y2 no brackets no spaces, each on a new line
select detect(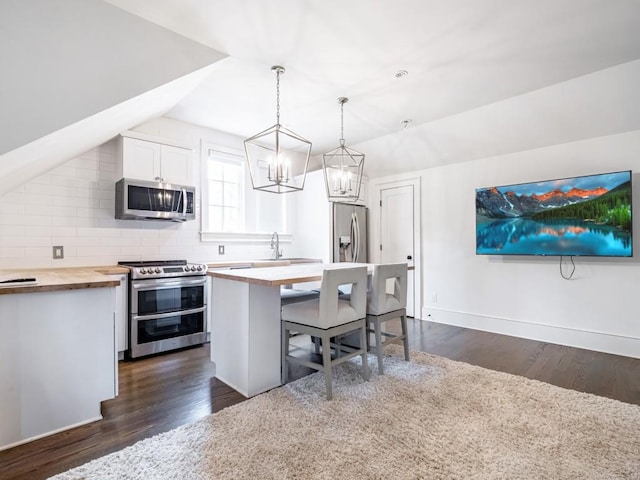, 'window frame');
200,143,293,244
